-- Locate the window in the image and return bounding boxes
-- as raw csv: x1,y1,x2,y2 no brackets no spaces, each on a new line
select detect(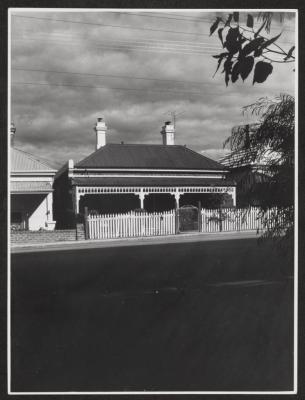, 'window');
11,212,22,223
